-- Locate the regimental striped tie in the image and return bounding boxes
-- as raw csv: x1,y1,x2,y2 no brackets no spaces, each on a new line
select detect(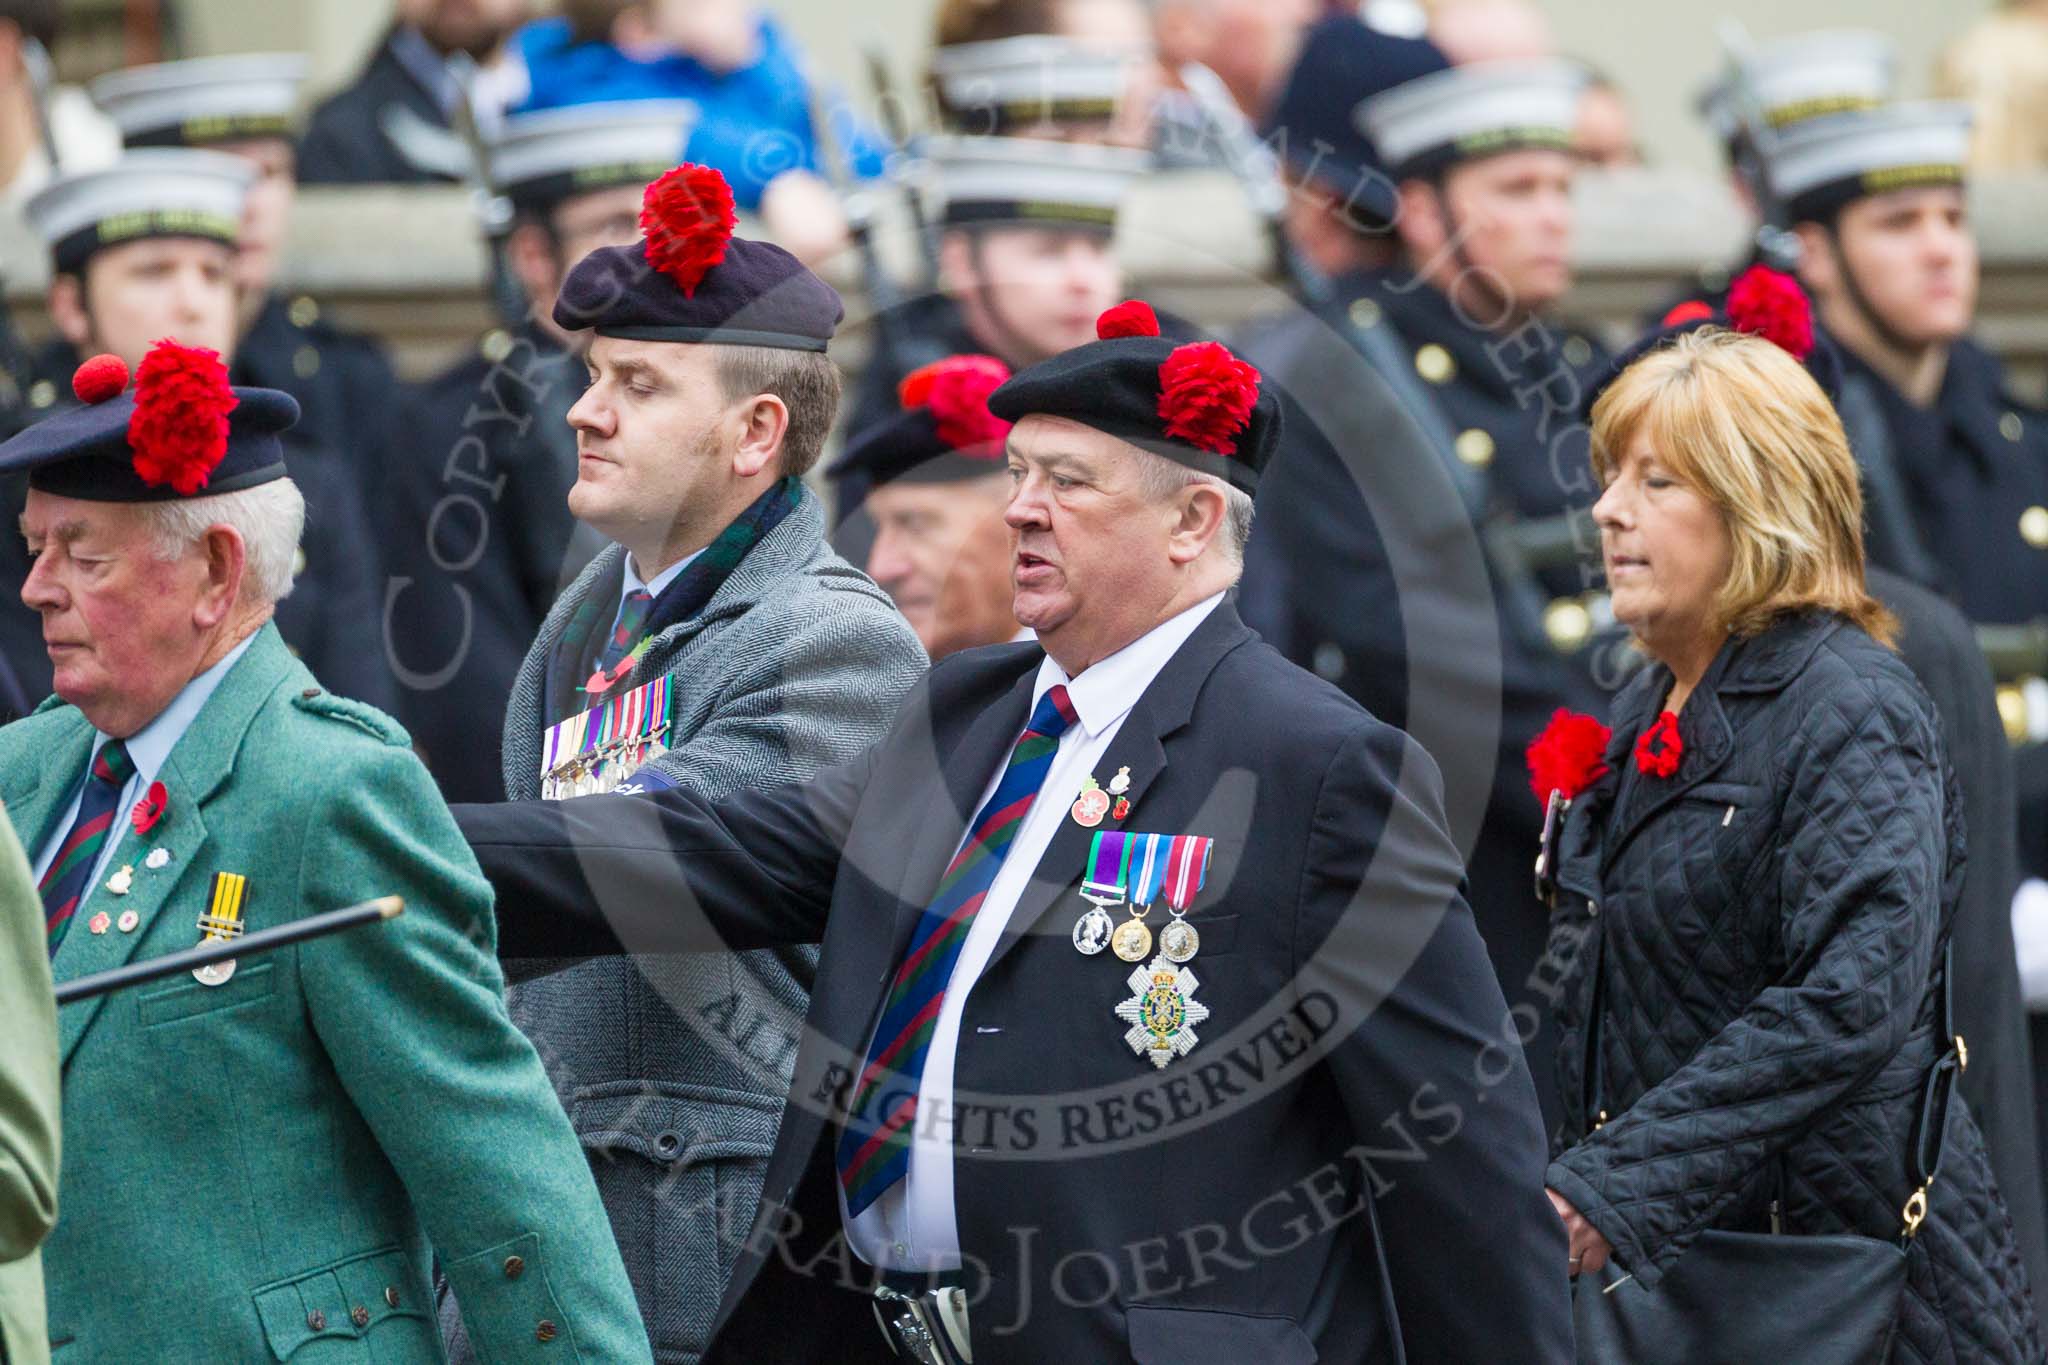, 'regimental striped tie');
598,589,654,675
39,739,134,956
836,684,1080,1216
